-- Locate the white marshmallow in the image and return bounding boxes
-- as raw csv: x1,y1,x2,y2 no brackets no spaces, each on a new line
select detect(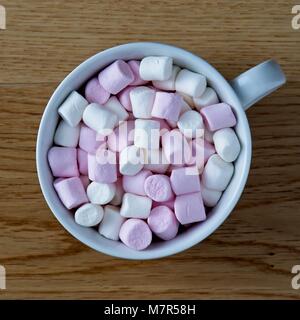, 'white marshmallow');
143,148,169,174
134,119,160,149
152,65,180,90
83,103,118,136
193,87,219,110
103,96,129,122
99,205,126,241
87,181,116,205
202,154,234,191
119,145,145,176
54,120,80,147
213,128,241,162
130,86,156,119
120,193,152,219
110,180,124,206
201,185,222,207
58,91,88,127
177,110,204,139
139,56,173,81
75,203,104,227
175,69,207,98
